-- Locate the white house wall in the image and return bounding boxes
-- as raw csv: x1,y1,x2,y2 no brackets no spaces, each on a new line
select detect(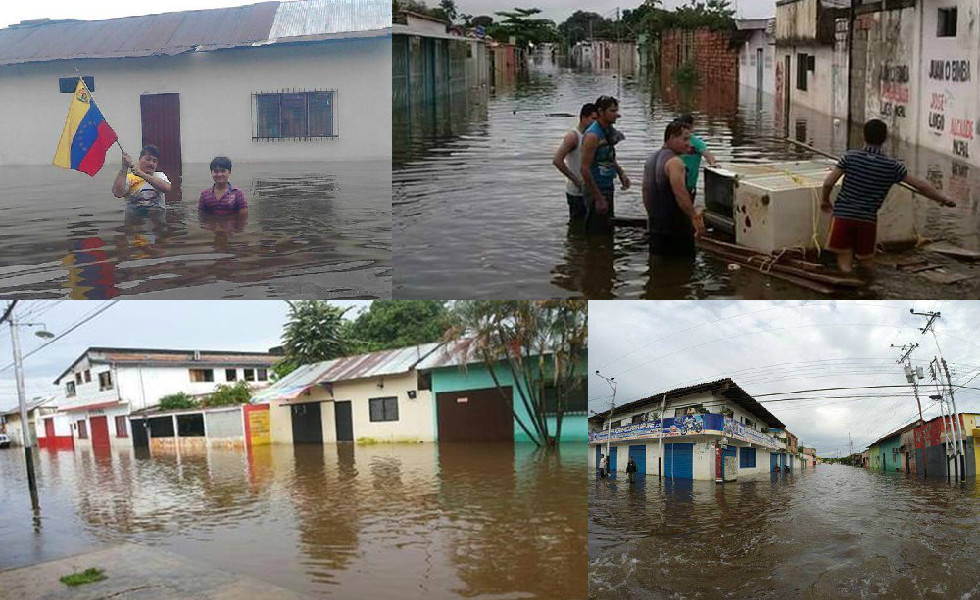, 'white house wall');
739,30,775,92
595,439,776,481
0,36,391,166
917,0,979,162
334,373,434,443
